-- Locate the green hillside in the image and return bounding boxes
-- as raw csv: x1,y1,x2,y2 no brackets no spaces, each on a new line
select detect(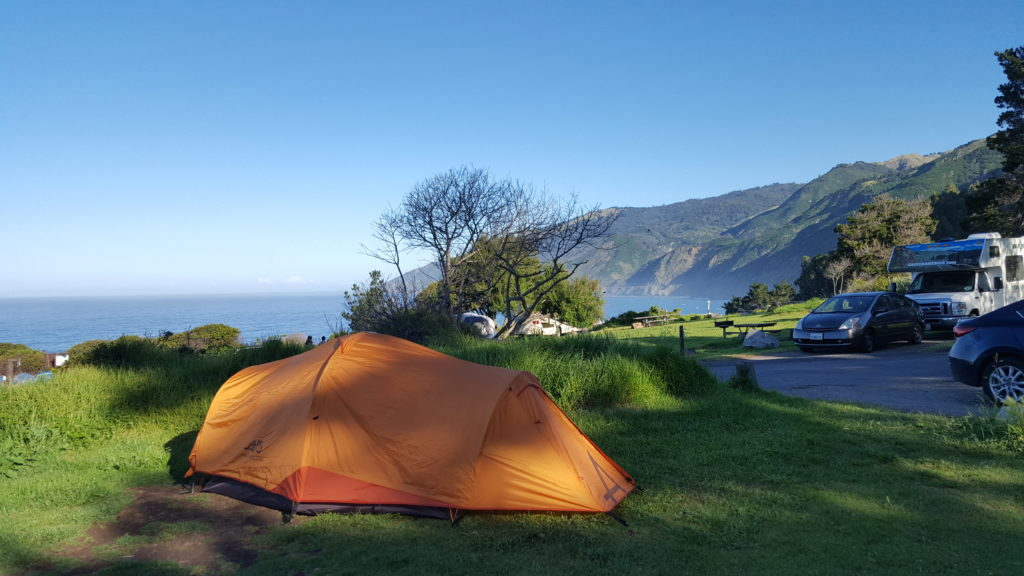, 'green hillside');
576,138,1005,298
